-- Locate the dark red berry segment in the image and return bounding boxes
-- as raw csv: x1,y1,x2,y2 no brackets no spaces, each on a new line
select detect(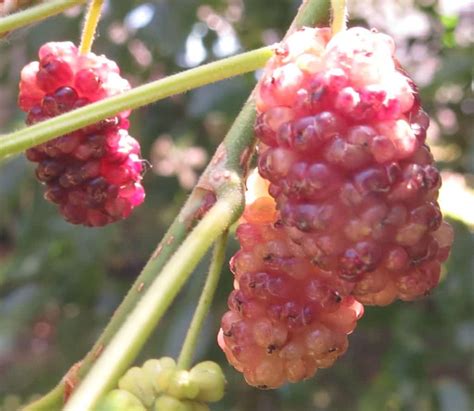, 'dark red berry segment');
218,174,363,388
18,42,144,227
254,27,453,303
